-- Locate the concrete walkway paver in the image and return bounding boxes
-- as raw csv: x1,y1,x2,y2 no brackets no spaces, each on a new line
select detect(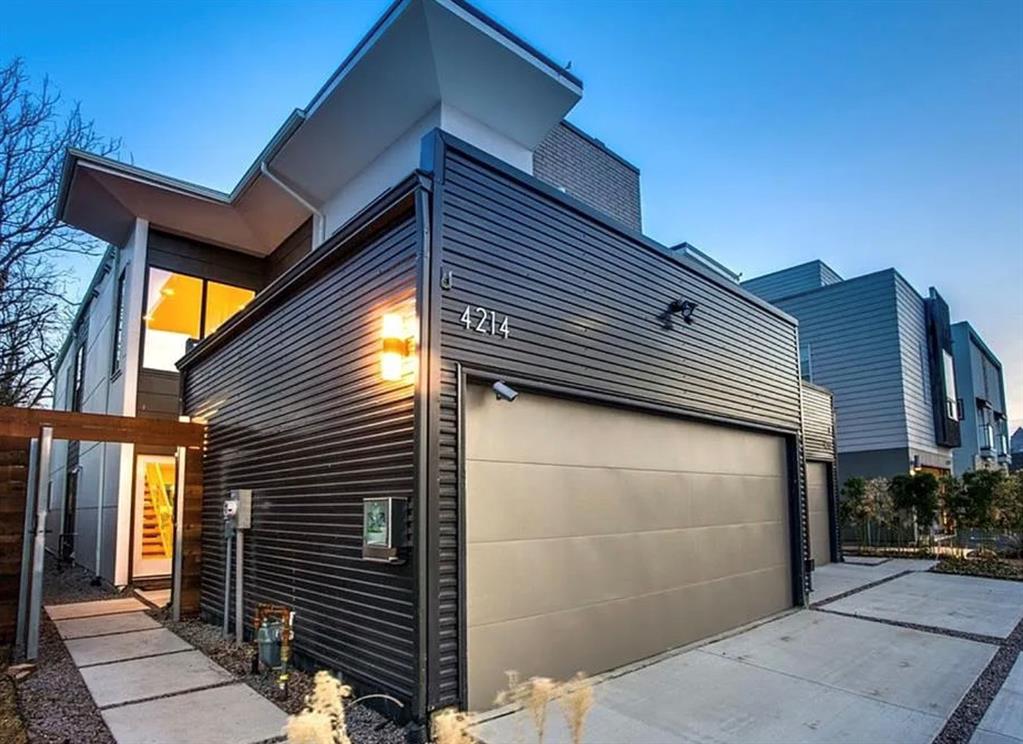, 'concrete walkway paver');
972,654,1023,744
66,627,192,667
55,611,162,640
45,597,148,620
45,599,286,744
101,683,286,744
826,571,1023,638
81,650,235,707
